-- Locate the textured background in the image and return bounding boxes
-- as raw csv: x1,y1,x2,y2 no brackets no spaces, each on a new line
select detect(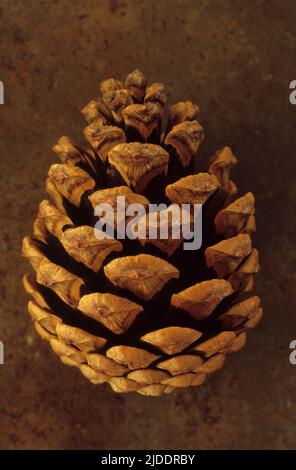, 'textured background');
1,0,296,450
